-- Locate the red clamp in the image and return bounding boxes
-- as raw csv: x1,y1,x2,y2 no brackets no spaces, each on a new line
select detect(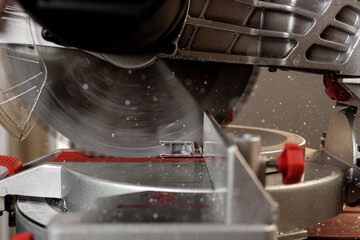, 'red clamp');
0,155,22,176
12,232,33,240
277,143,305,184
323,75,350,102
